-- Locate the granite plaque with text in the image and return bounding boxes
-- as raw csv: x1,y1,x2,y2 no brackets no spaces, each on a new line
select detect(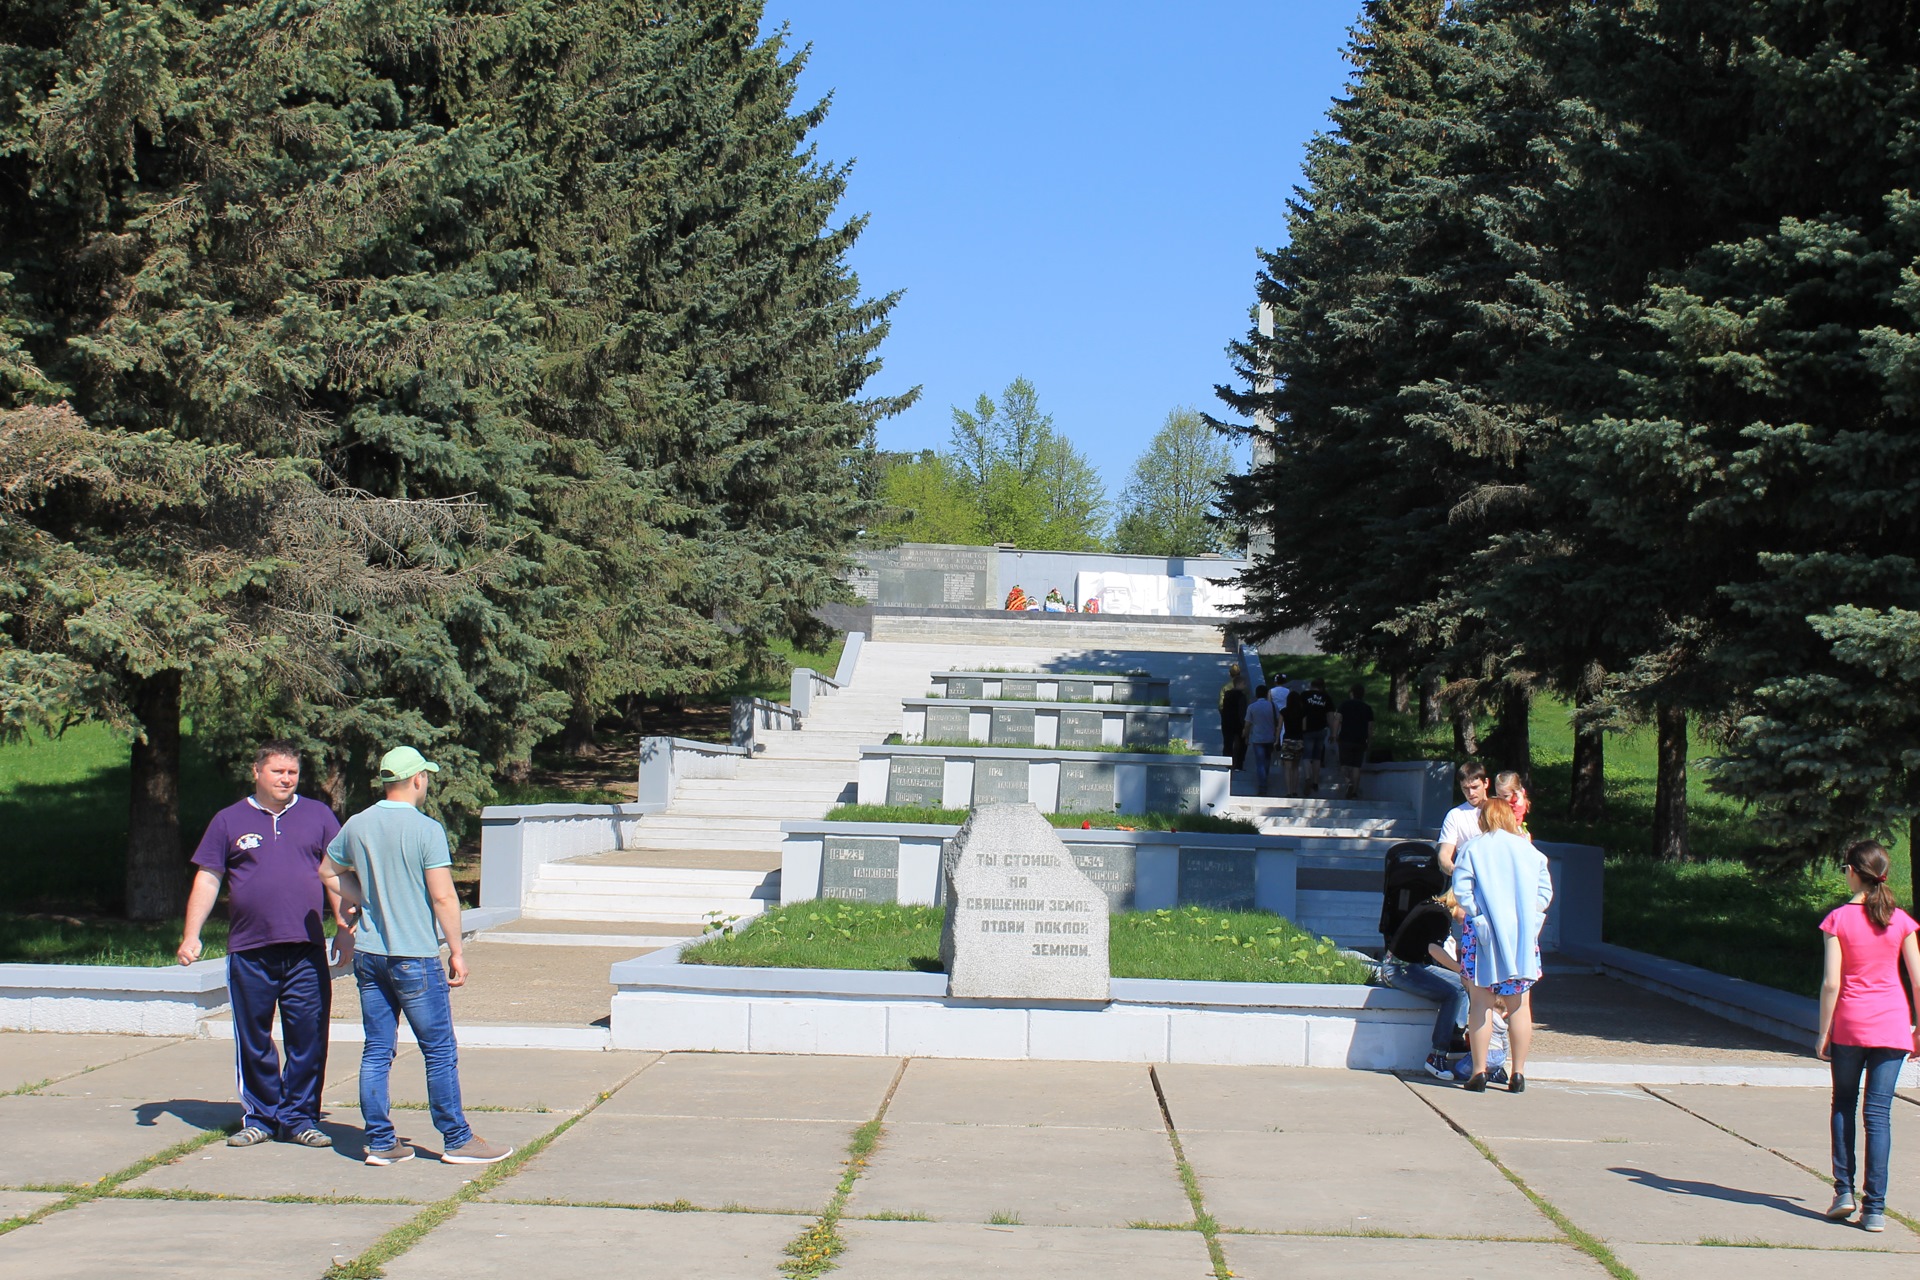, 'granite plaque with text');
925,705,973,742
1060,679,1096,701
939,805,1109,1001
1124,711,1172,747
1070,844,1137,911
1145,764,1203,813
1114,680,1149,704
1000,678,1038,701
990,706,1036,746
1056,710,1106,750
887,755,948,807
946,676,984,699
1056,760,1116,813
822,836,901,903
972,758,1030,806
1179,849,1256,912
